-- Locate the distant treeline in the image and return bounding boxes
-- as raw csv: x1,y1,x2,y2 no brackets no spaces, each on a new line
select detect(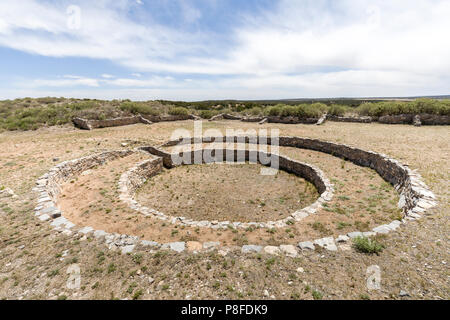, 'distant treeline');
0,97,449,131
